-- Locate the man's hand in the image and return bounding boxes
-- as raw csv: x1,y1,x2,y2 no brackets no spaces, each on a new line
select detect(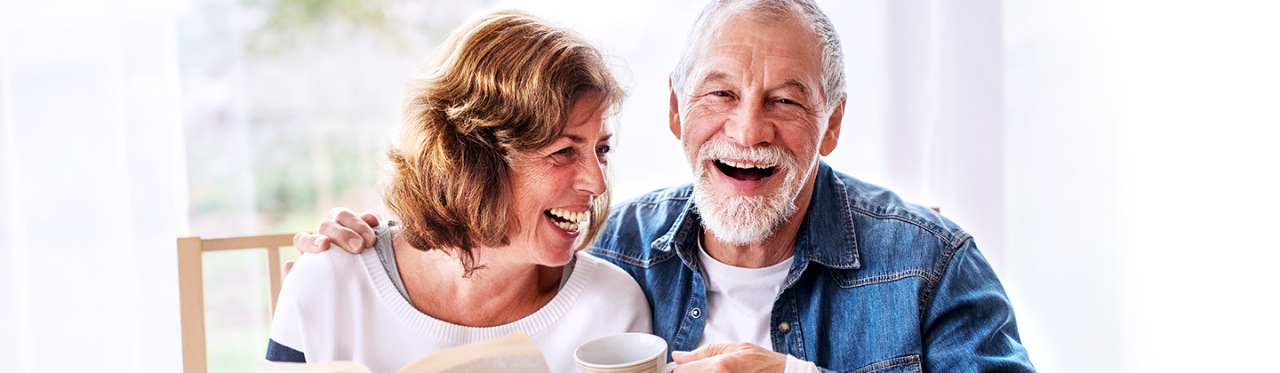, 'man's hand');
671,343,787,373
292,208,382,254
